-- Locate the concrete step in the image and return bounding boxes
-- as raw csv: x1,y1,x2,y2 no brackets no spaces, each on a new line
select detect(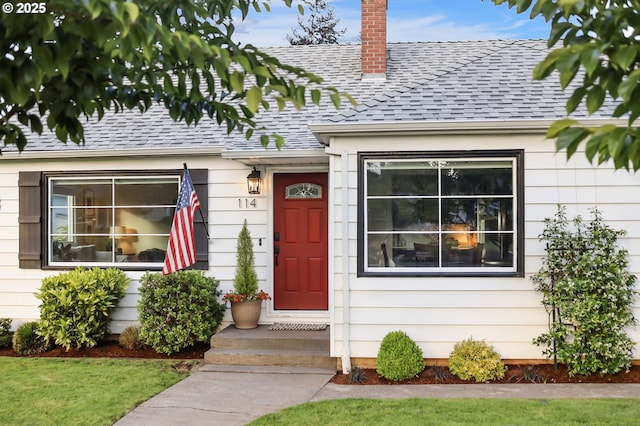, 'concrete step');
199,364,336,375
210,325,329,352
204,347,336,370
